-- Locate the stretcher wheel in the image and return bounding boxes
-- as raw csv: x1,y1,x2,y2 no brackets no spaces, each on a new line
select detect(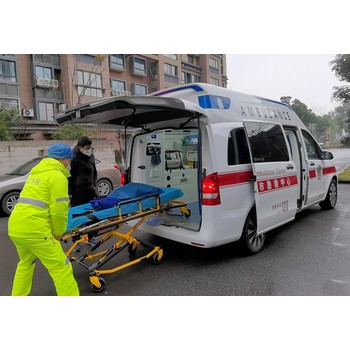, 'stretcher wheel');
152,252,163,265
90,277,106,293
128,244,137,255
